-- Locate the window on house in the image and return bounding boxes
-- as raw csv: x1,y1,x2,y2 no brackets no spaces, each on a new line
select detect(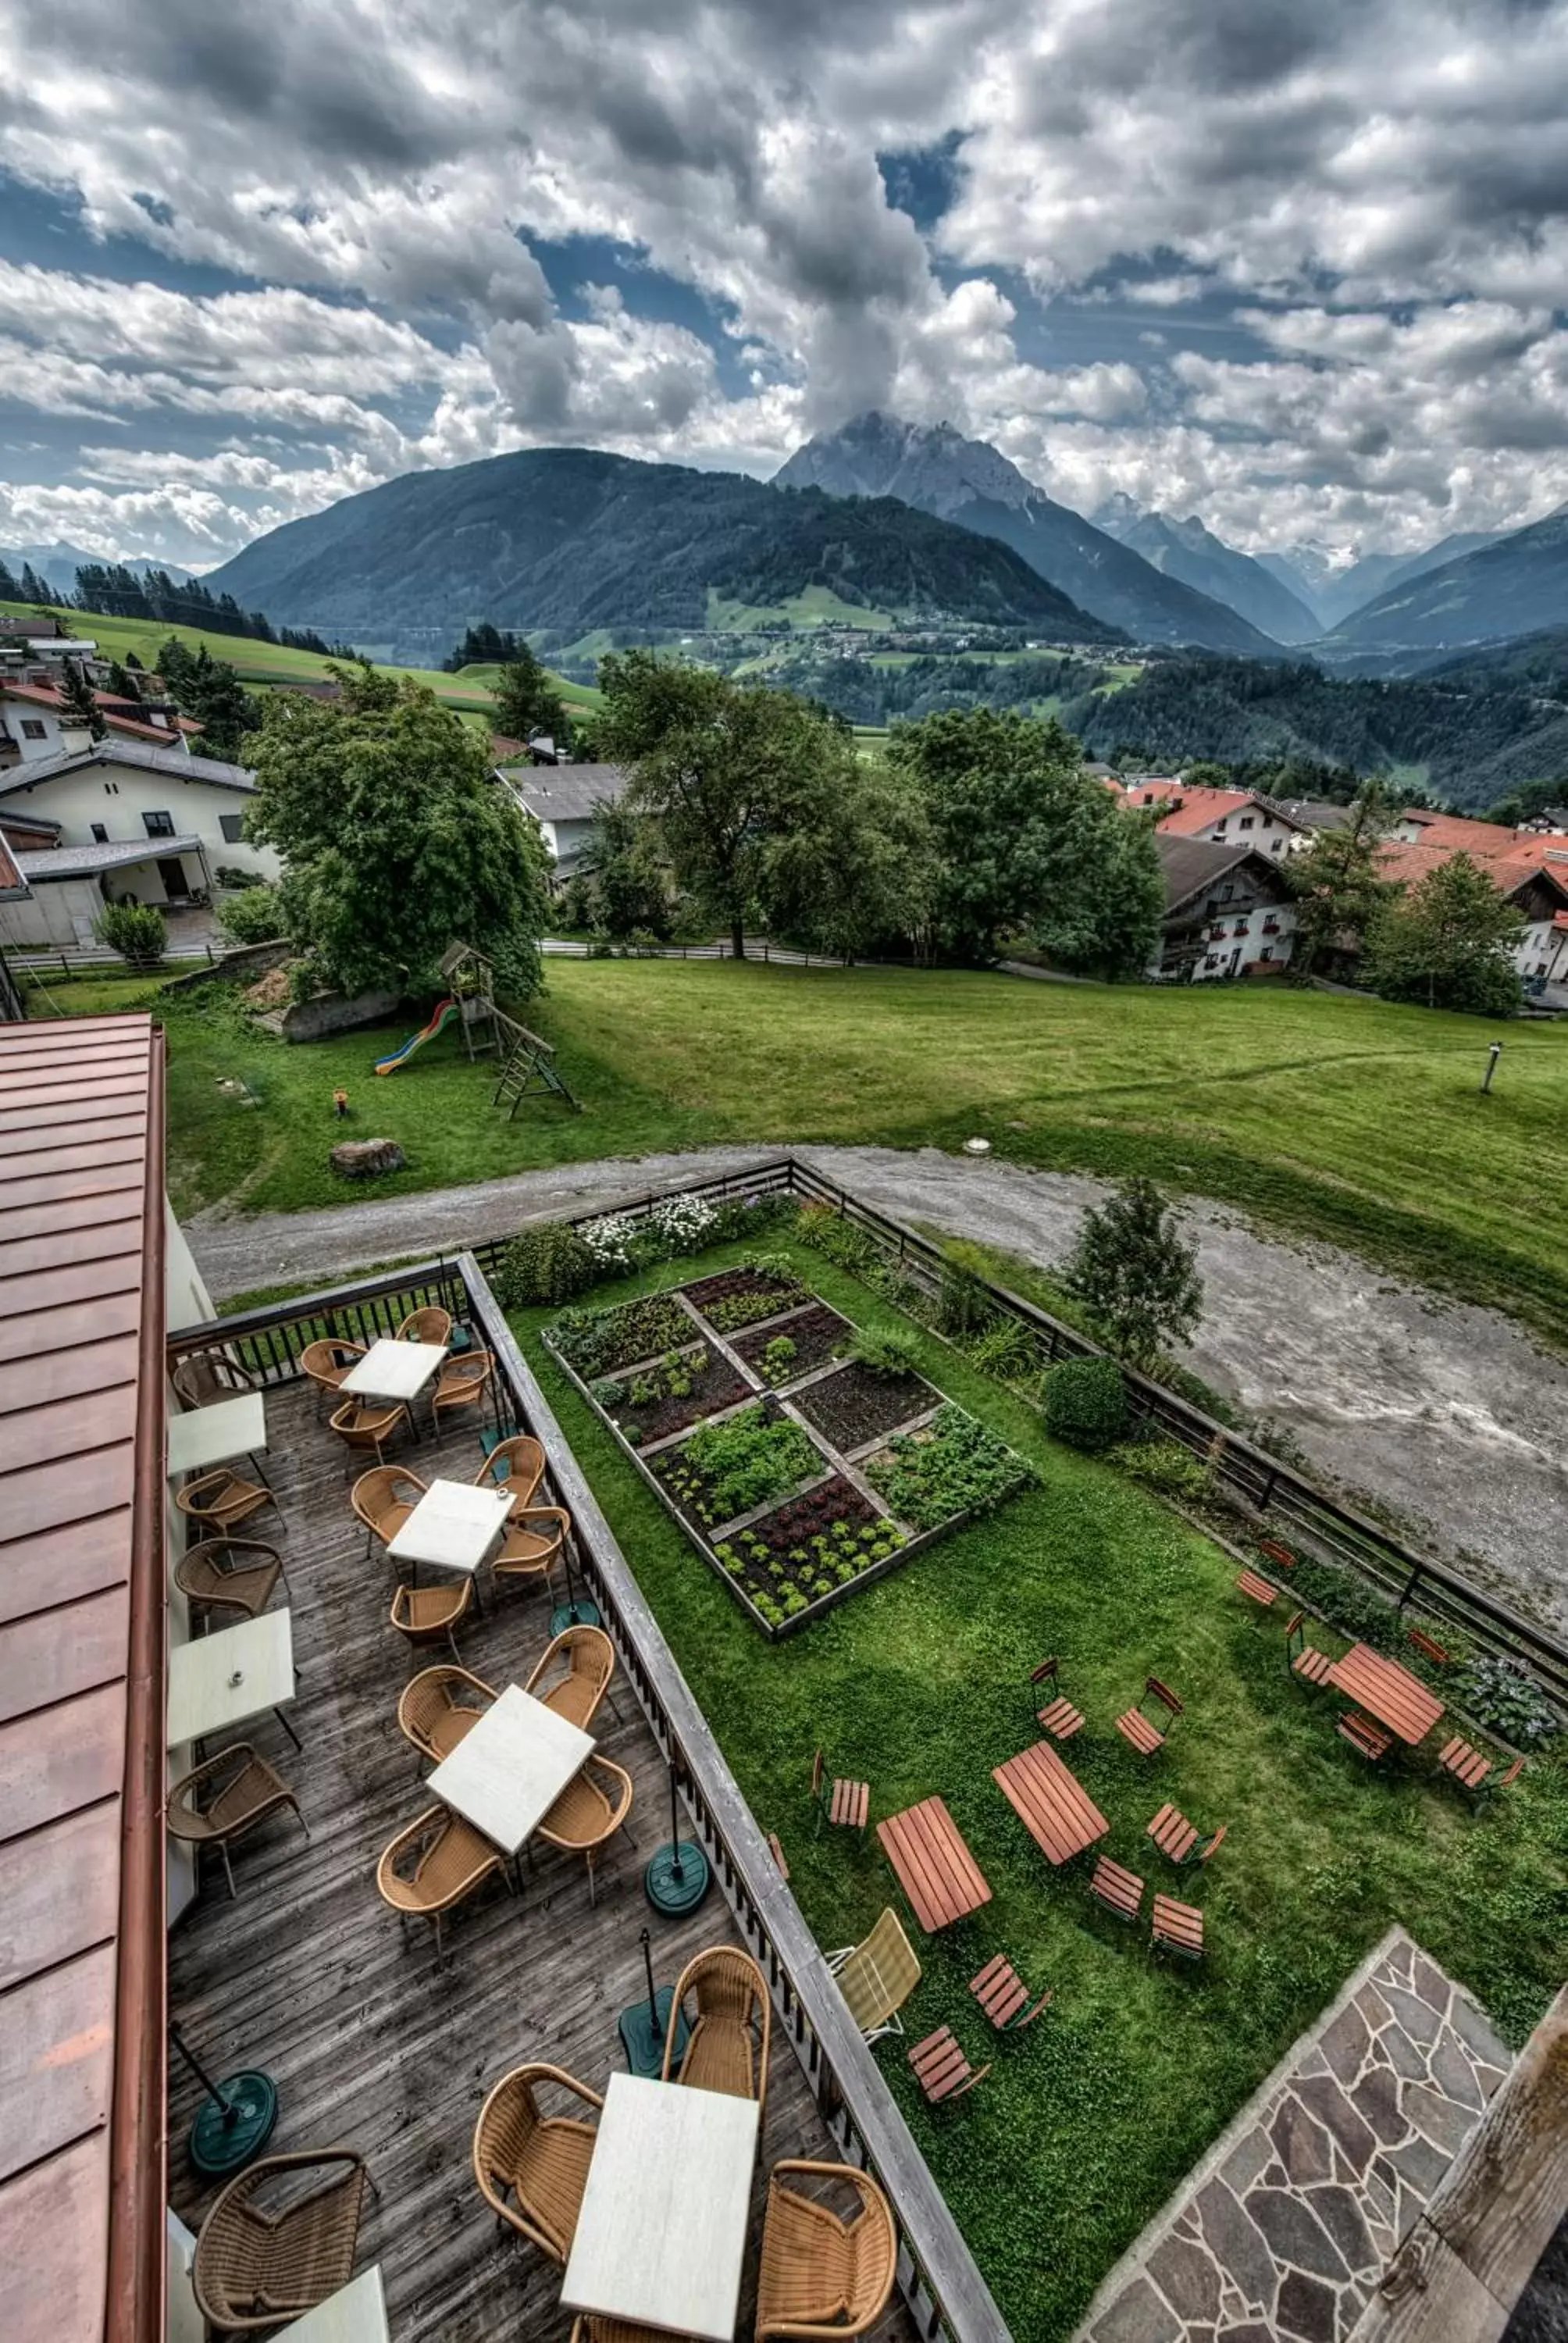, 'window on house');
91,822,108,843
20,719,46,740
219,814,244,843
1204,955,1219,969
1239,815,1254,829
141,810,176,838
